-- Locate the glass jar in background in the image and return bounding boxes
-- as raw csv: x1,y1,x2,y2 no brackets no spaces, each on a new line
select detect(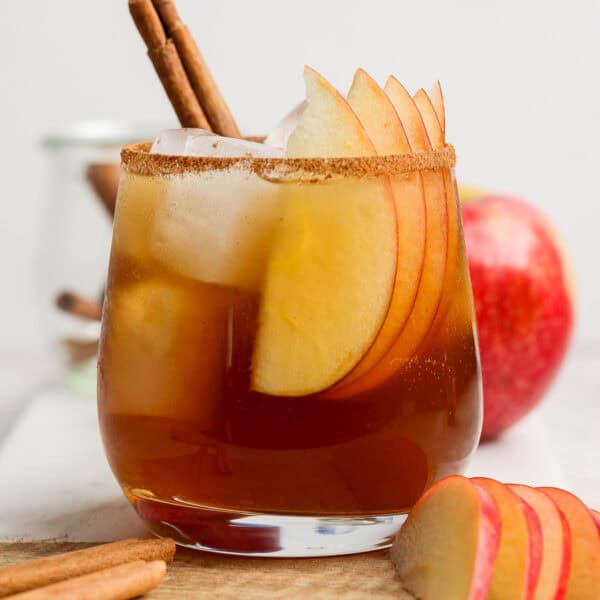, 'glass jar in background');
37,120,171,394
